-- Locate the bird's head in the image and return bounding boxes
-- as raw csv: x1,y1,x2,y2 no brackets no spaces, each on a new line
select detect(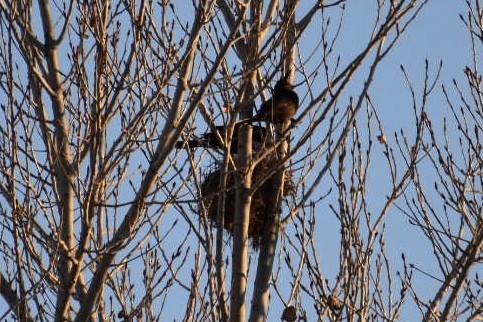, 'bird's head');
274,72,294,92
